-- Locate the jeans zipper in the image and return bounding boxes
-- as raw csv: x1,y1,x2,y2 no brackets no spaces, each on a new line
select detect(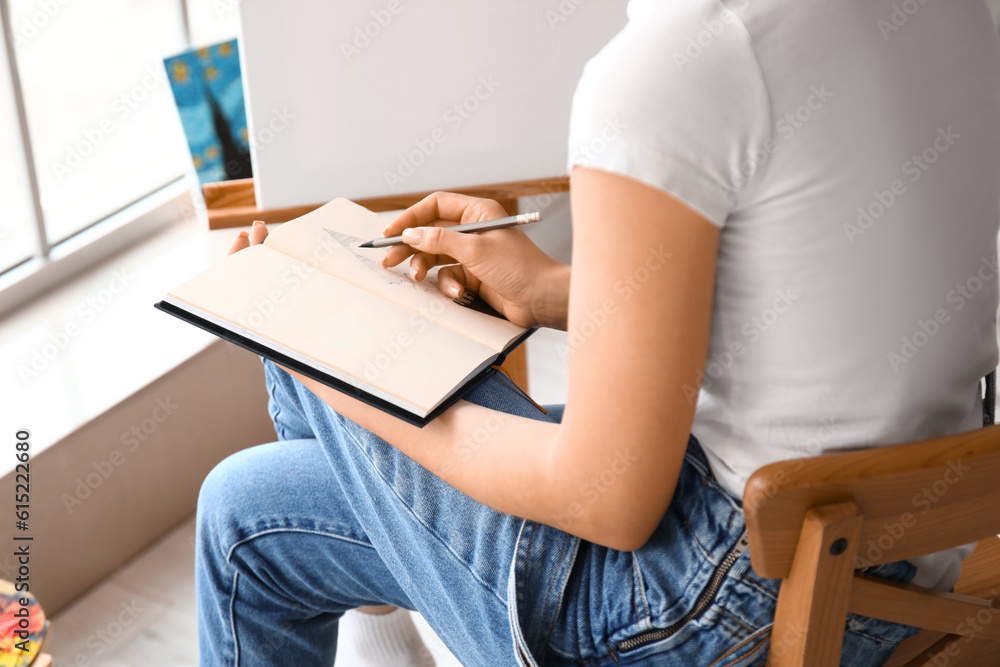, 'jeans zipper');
616,530,750,654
